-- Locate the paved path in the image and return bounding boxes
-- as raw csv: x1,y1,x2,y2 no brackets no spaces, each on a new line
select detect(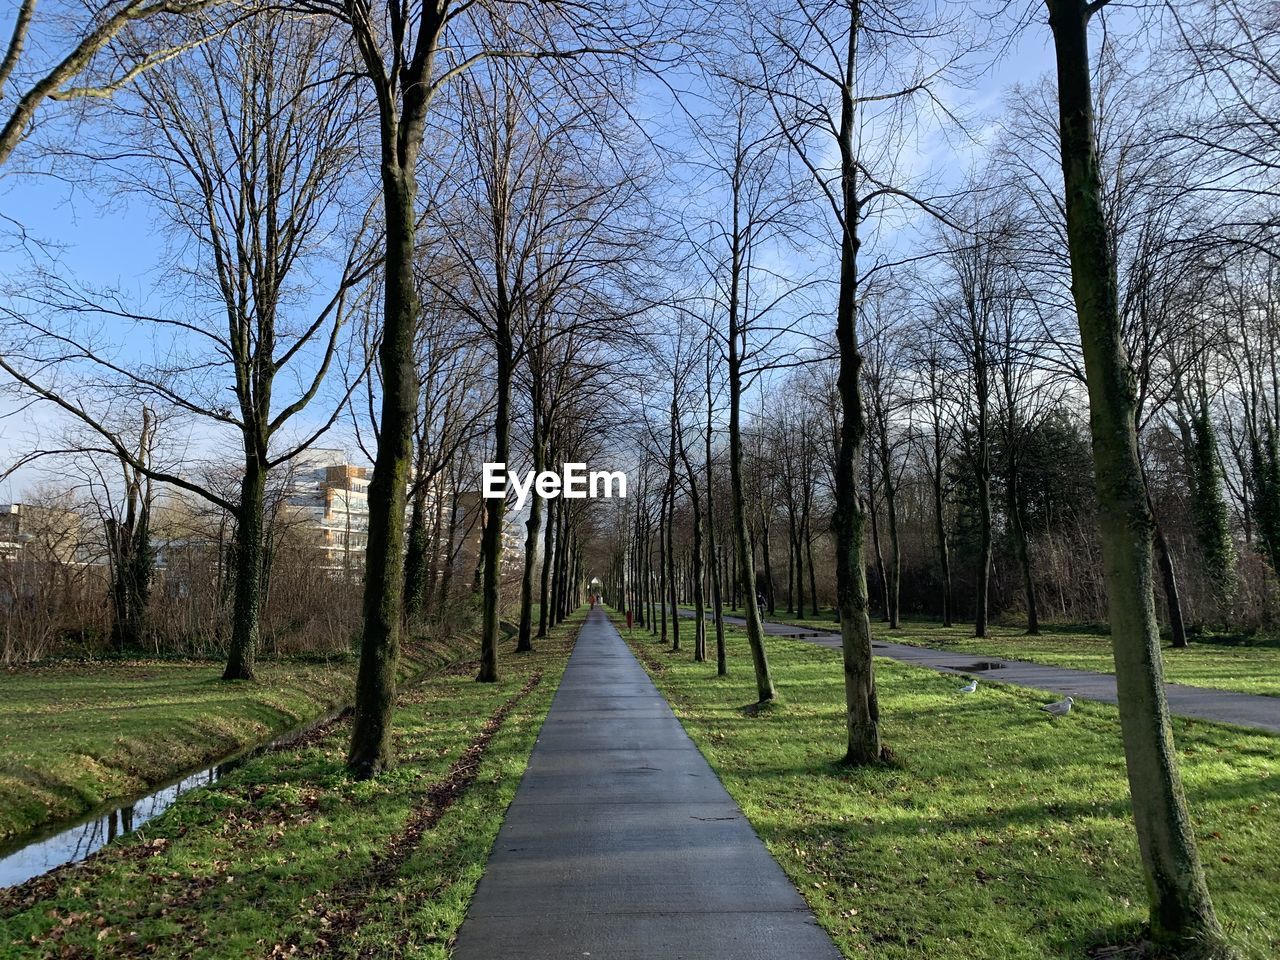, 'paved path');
680,609,1280,735
451,607,841,960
